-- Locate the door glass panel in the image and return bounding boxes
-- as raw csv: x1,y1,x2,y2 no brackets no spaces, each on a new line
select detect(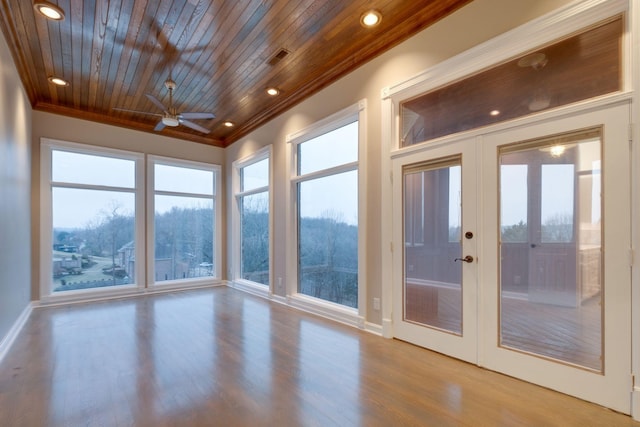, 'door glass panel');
403,160,462,335
499,128,602,371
